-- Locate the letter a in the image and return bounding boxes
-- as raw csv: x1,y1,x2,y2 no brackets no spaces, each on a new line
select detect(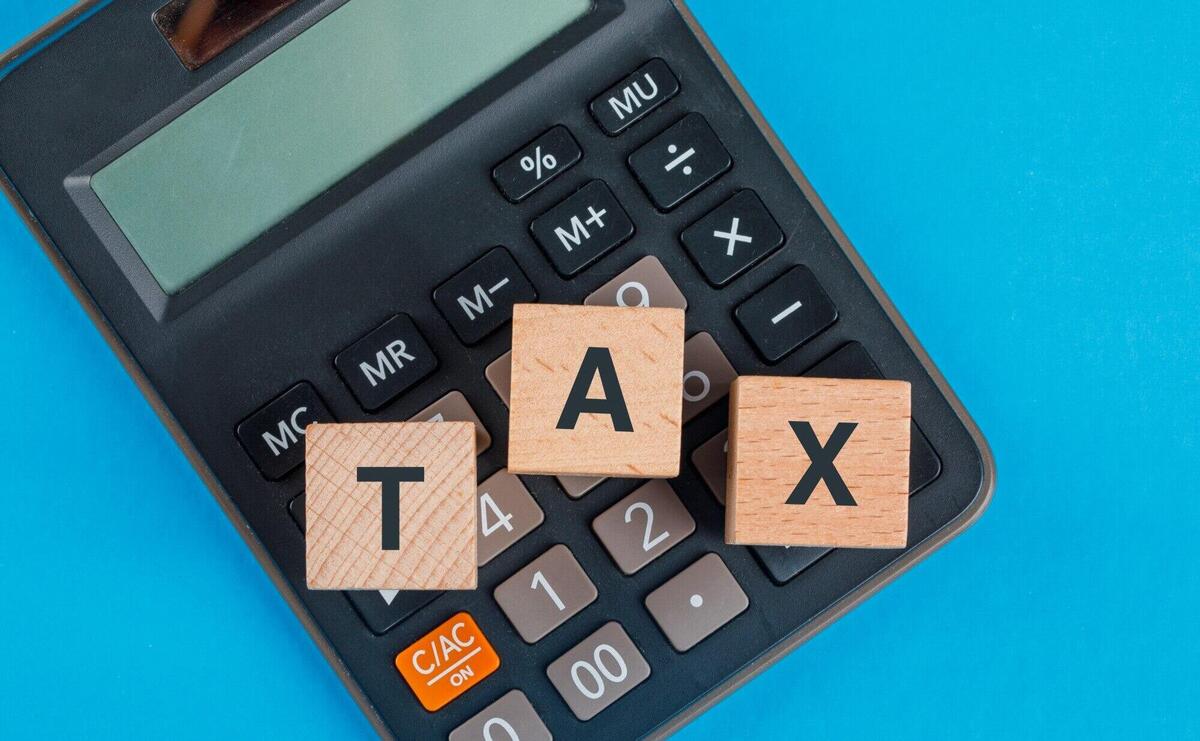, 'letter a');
556,346,634,432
